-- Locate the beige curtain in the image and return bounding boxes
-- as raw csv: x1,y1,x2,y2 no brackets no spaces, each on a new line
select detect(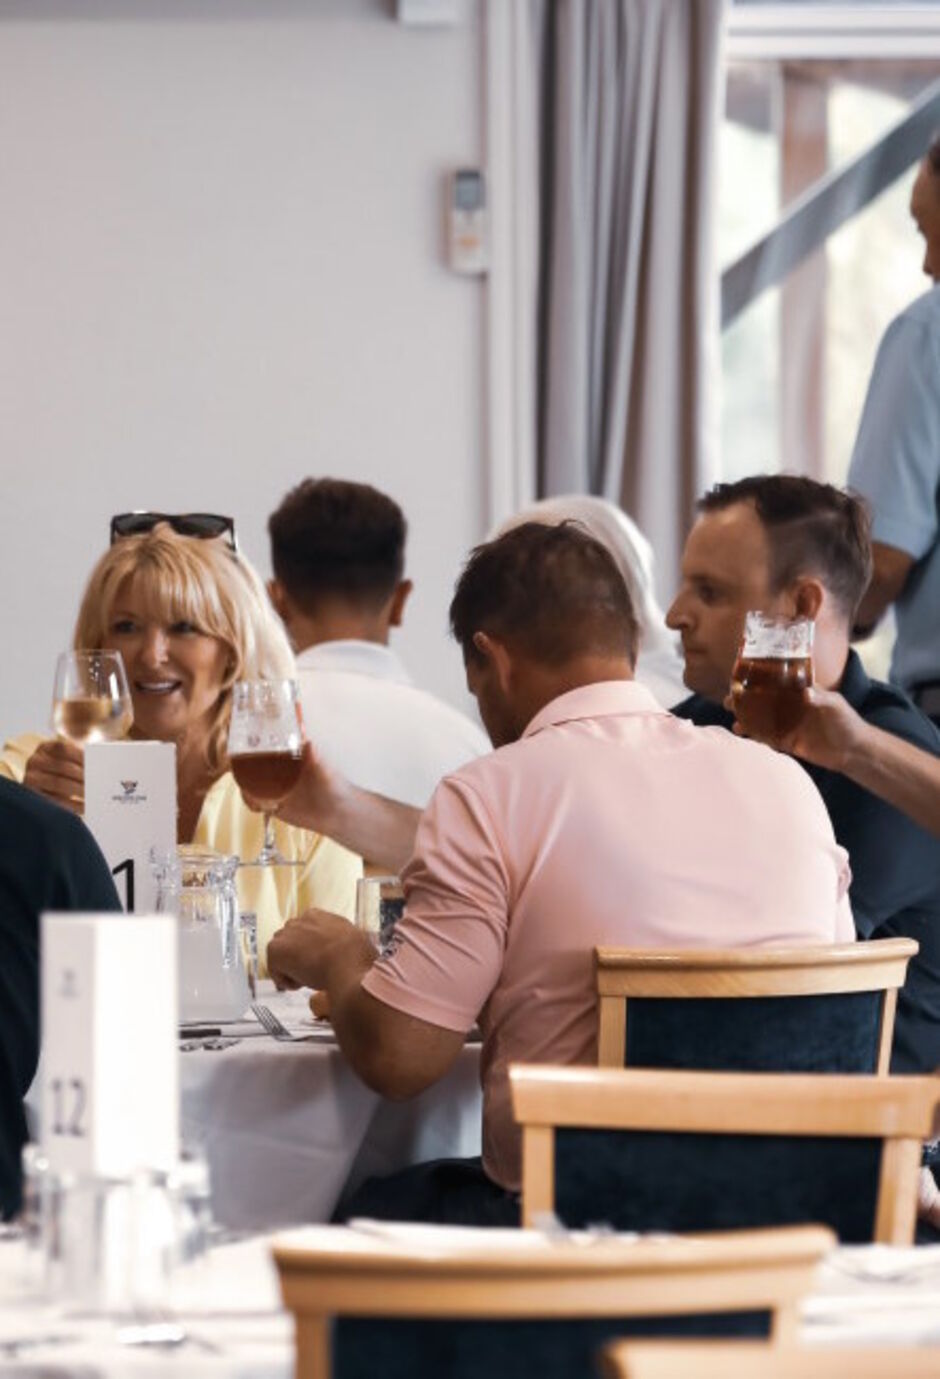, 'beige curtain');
532,0,724,598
